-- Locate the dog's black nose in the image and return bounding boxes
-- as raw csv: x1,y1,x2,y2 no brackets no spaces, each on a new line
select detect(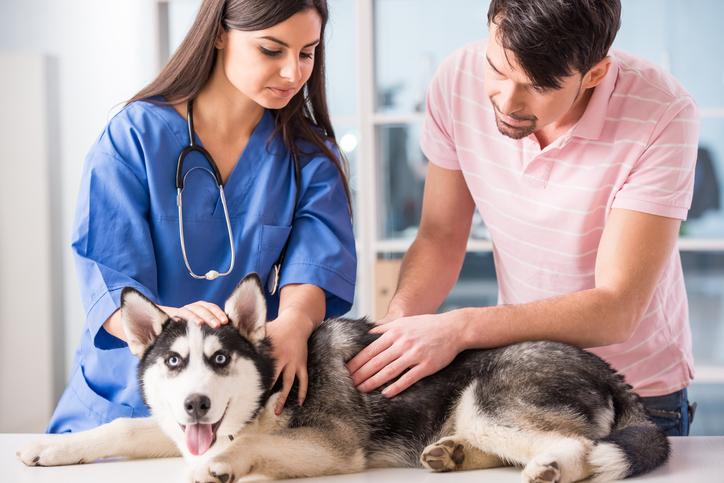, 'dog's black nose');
184,394,211,419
